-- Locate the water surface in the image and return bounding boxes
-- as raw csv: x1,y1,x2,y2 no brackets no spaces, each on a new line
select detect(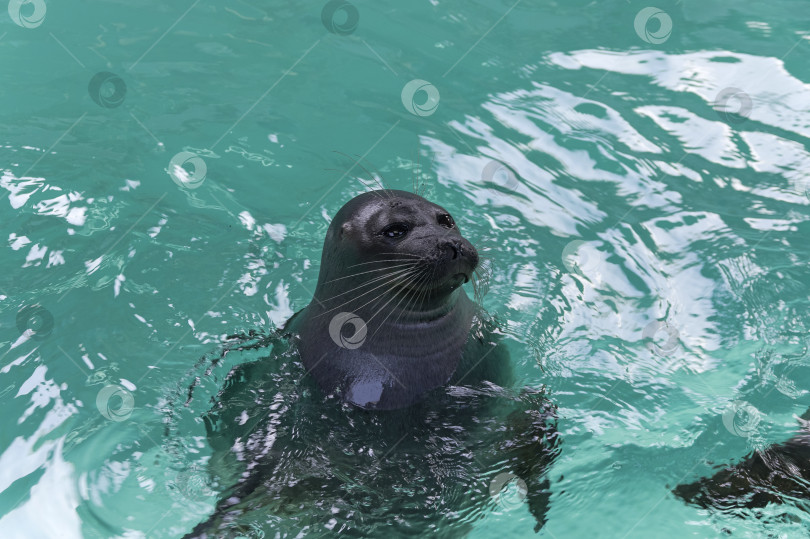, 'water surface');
2,0,810,537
